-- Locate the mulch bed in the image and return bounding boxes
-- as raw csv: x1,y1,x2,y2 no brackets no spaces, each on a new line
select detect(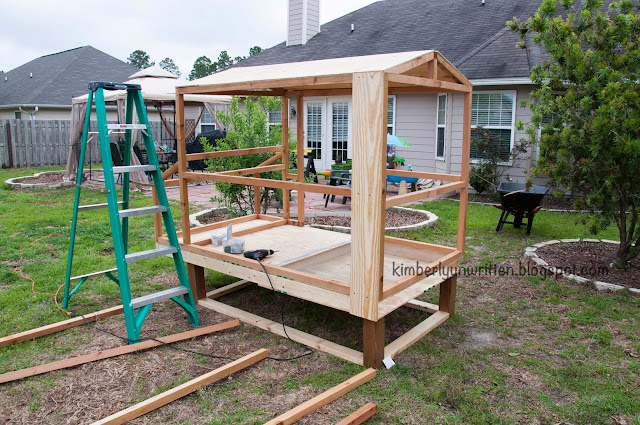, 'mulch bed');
535,241,640,289
306,209,426,228
198,210,233,225
19,173,63,184
454,192,575,210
